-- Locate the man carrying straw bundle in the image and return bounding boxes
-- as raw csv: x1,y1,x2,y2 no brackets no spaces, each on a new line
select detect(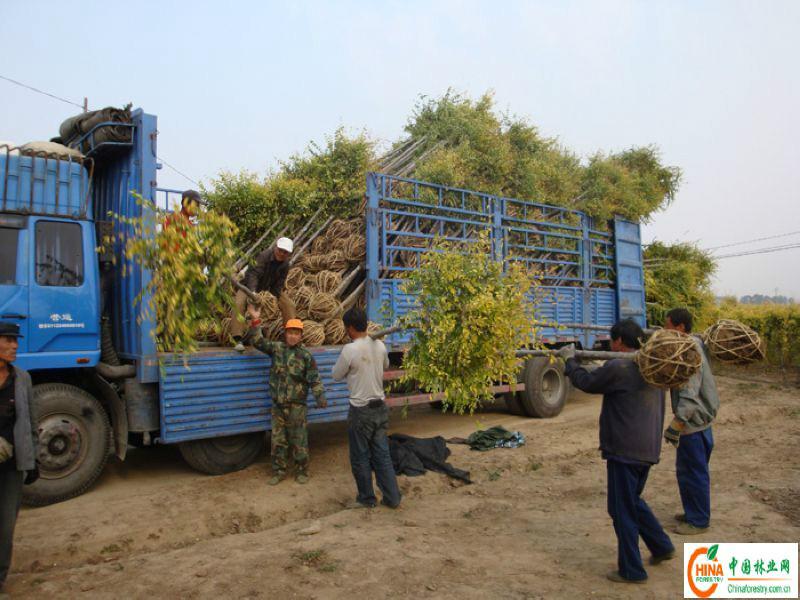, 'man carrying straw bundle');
557,319,674,584
663,308,719,536
232,237,296,352
252,319,327,485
